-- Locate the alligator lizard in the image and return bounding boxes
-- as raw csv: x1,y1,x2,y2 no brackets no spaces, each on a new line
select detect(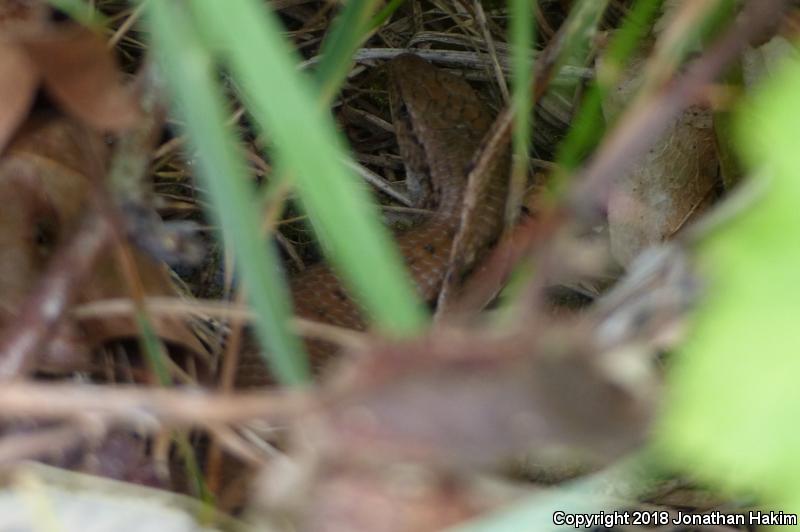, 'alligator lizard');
235,54,511,386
